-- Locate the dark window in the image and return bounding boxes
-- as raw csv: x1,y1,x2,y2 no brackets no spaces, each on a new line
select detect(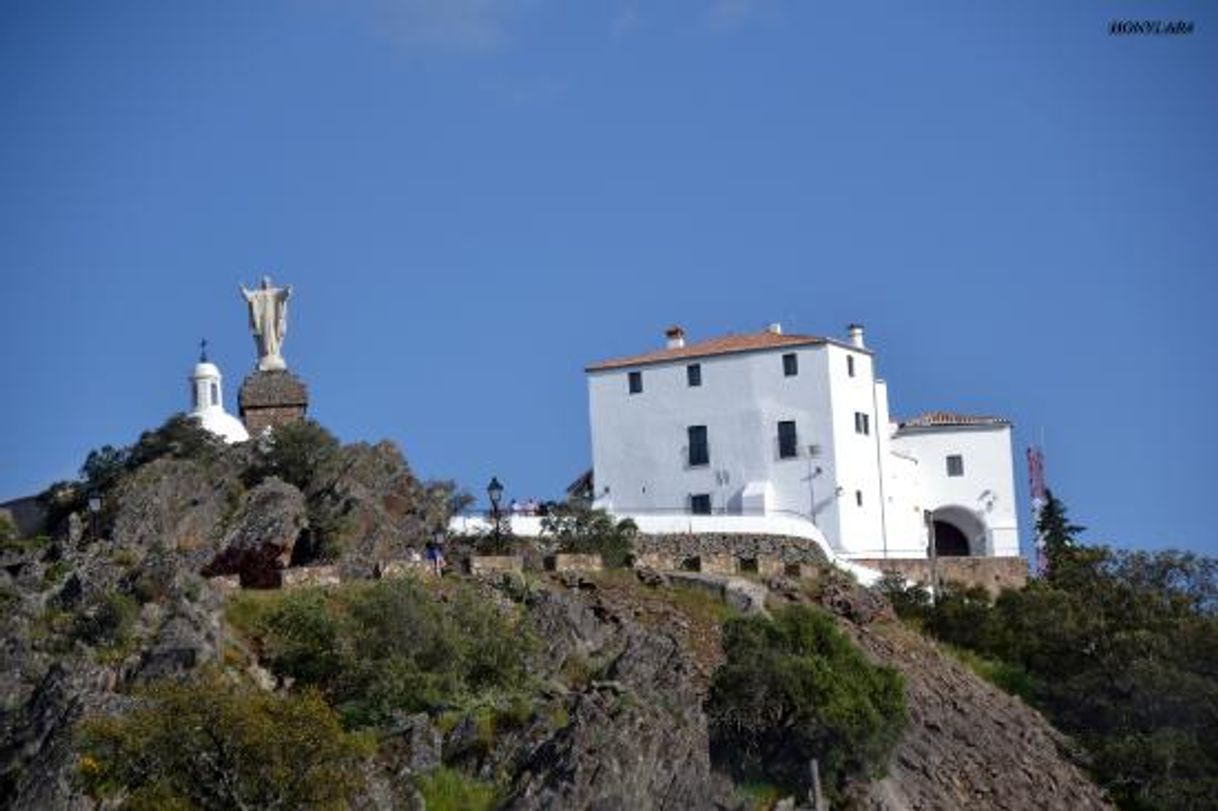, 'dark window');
210,382,219,406
947,454,964,477
690,494,712,515
847,355,855,377
856,490,863,507
688,425,709,467
687,363,702,387
854,412,870,435
778,420,798,459
628,371,642,394
782,353,798,377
